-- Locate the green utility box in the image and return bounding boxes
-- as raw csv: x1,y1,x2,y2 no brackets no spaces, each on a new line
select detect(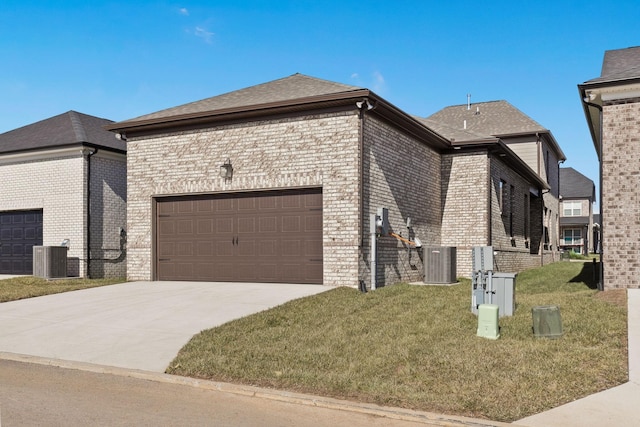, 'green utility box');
532,305,563,338
477,304,500,340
